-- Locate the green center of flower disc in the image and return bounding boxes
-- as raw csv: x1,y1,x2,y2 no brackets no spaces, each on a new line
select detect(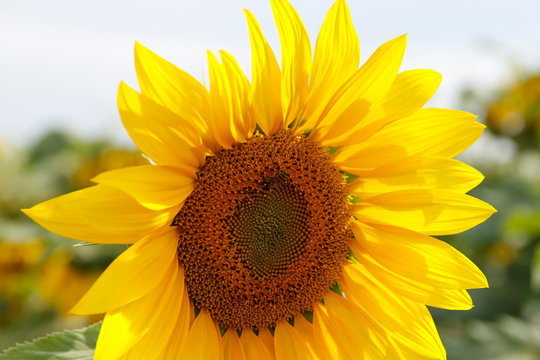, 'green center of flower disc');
174,130,350,330
229,174,309,278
